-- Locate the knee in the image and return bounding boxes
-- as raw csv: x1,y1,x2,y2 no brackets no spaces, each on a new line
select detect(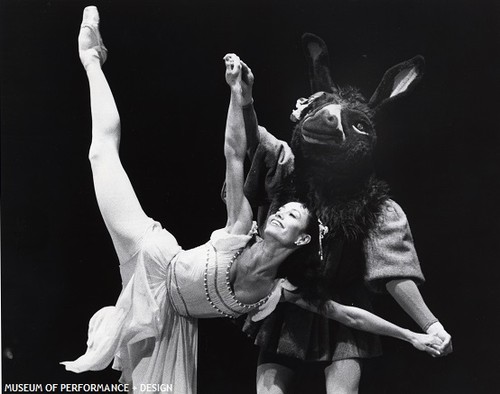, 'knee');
88,144,100,162
88,136,119,162
256,363,294,394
